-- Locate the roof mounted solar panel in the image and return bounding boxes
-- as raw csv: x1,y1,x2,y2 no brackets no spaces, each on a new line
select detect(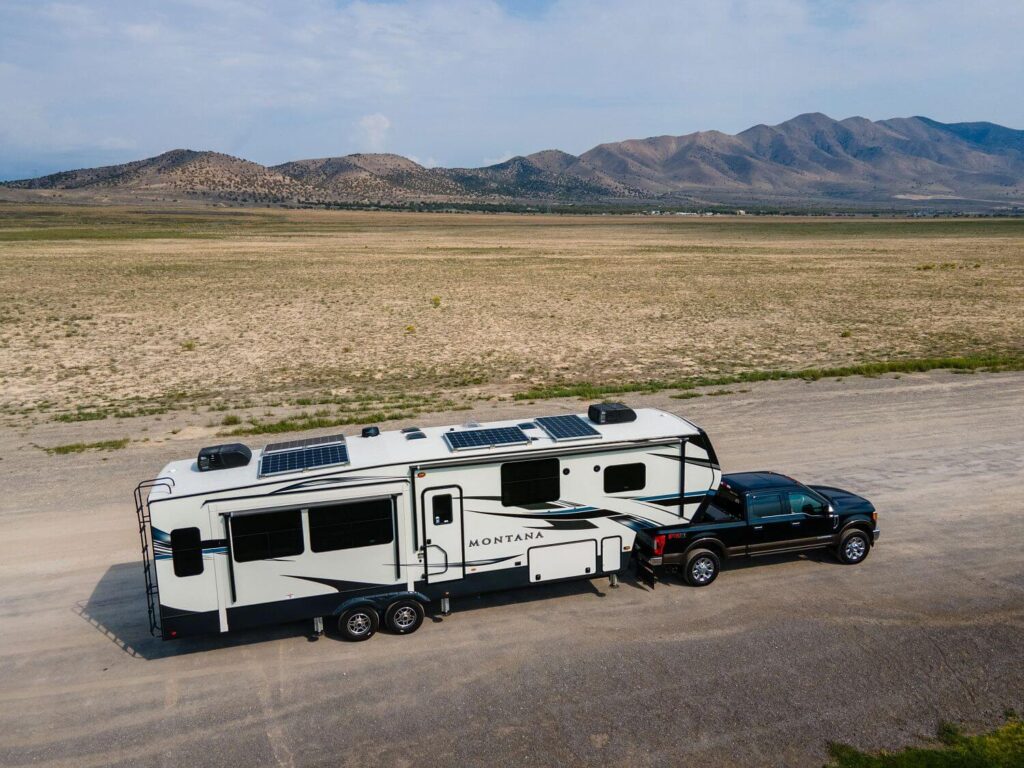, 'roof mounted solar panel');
259,441,350,477
444,426,529,452
535,414,601,442
264,433,346,454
